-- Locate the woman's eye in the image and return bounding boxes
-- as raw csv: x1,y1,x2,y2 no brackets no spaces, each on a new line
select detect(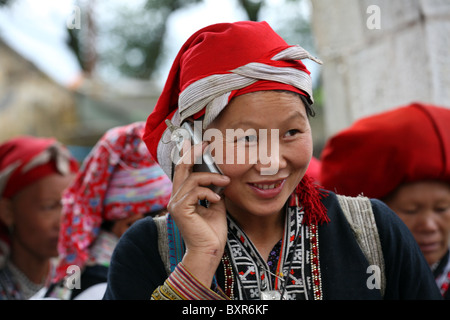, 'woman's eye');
435,206,450,214
285,129,300,137
236,135,257,144
401,208,418,215
245,135,257,143
40,200,62,211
